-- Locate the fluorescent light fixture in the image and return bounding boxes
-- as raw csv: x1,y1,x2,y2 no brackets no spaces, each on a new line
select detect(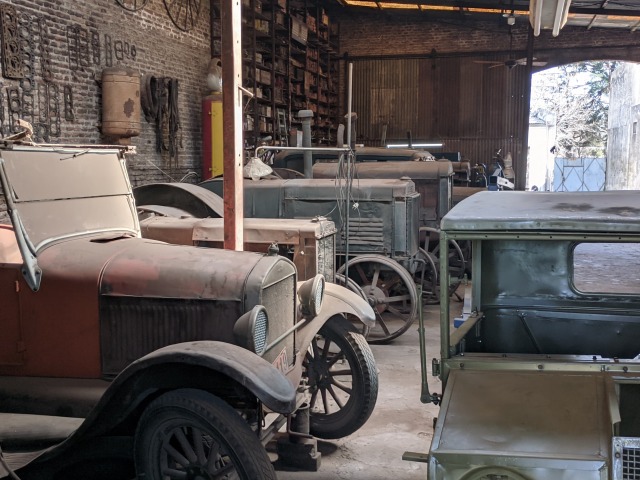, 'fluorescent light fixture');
529,0,571,36
386,143,444,149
